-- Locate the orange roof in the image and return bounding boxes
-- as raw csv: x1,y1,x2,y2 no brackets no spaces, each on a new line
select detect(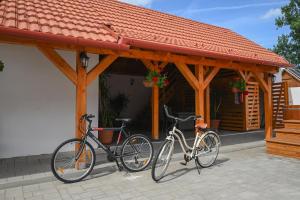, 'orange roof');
0,0,291,67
